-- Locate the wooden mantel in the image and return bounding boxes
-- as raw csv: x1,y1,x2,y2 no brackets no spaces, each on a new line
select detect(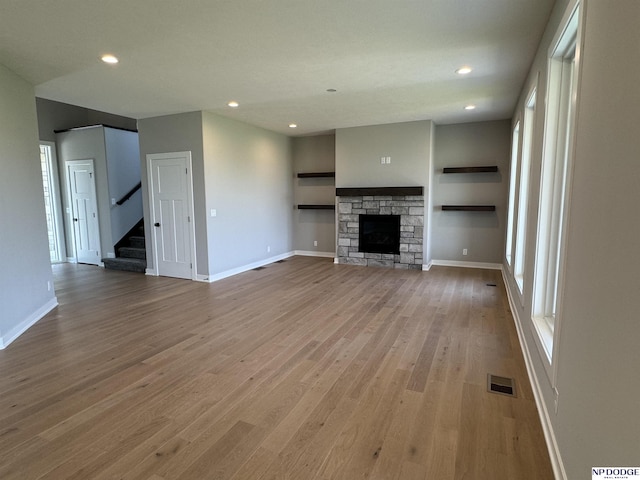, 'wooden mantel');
336,186,424,196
